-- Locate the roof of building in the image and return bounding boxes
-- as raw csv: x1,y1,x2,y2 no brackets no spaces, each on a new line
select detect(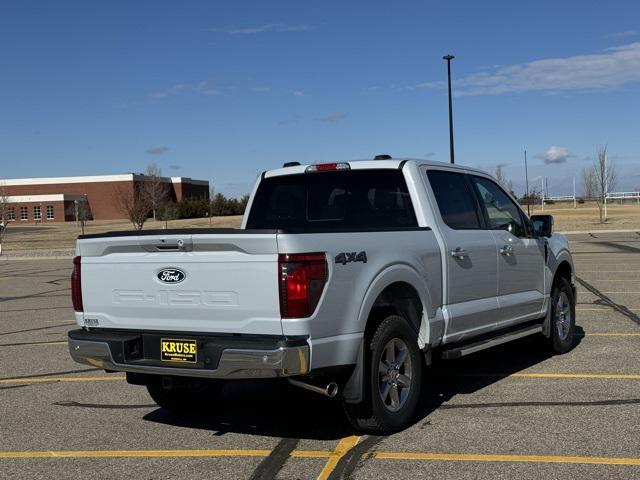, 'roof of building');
6,194,87,203
0,174,209,187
